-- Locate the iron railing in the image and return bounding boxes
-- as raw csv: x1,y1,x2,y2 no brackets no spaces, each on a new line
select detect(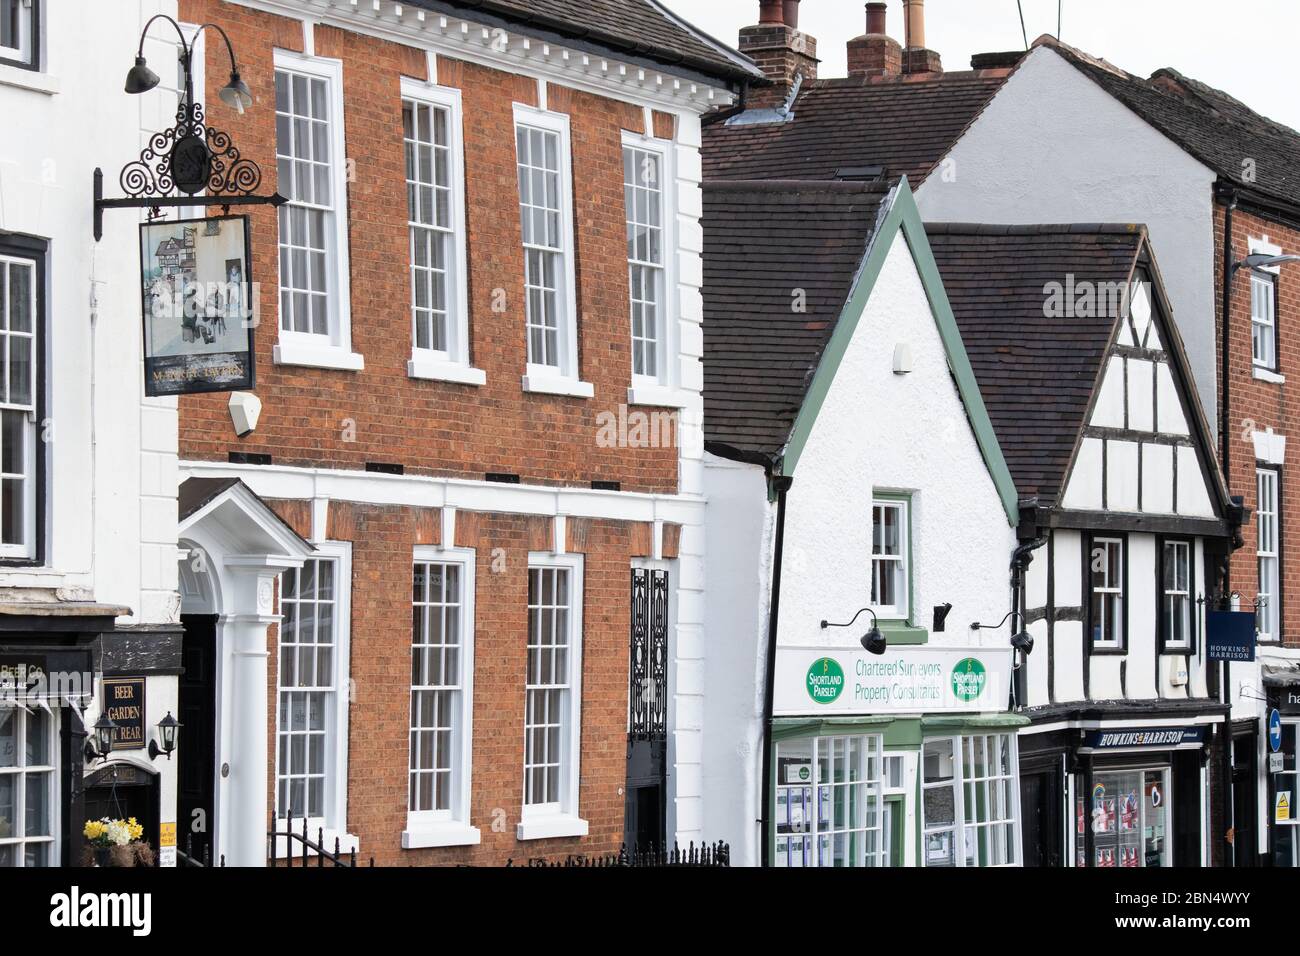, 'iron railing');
268,813,374,867
508,841,730,868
